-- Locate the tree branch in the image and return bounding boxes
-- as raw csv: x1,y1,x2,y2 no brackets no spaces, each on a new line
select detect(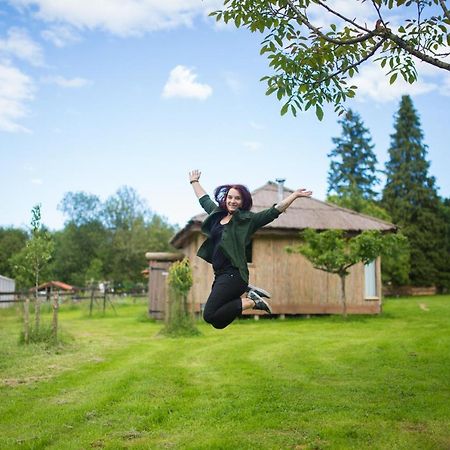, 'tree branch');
438,0,450,24
285,0,376,45
286,0,450,71
301,37,387,88
316,0,371,33
384,29,450,71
